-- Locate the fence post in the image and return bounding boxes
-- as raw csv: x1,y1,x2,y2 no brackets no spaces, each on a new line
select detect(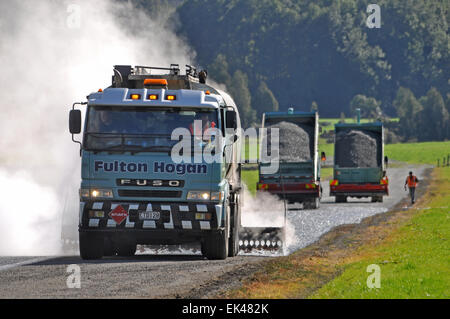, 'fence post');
447,154,449,166
437,159,440,167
